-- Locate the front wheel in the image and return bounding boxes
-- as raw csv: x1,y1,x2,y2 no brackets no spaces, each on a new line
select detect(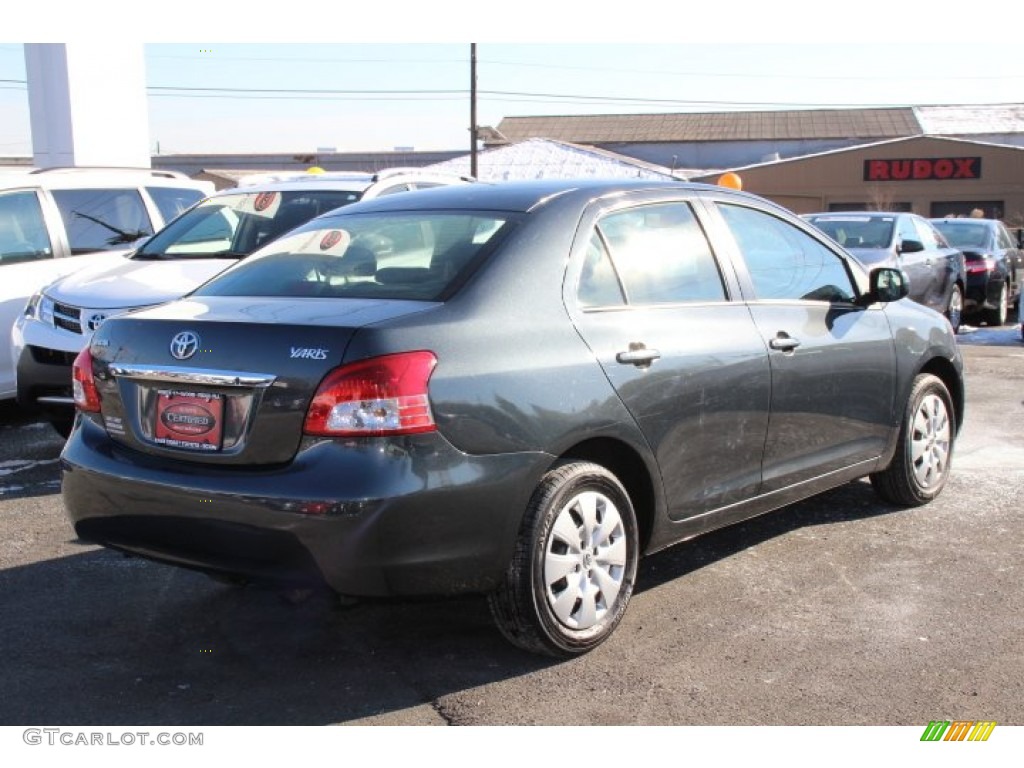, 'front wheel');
871,374,955,506
945,284,963,334
488,461,639,657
